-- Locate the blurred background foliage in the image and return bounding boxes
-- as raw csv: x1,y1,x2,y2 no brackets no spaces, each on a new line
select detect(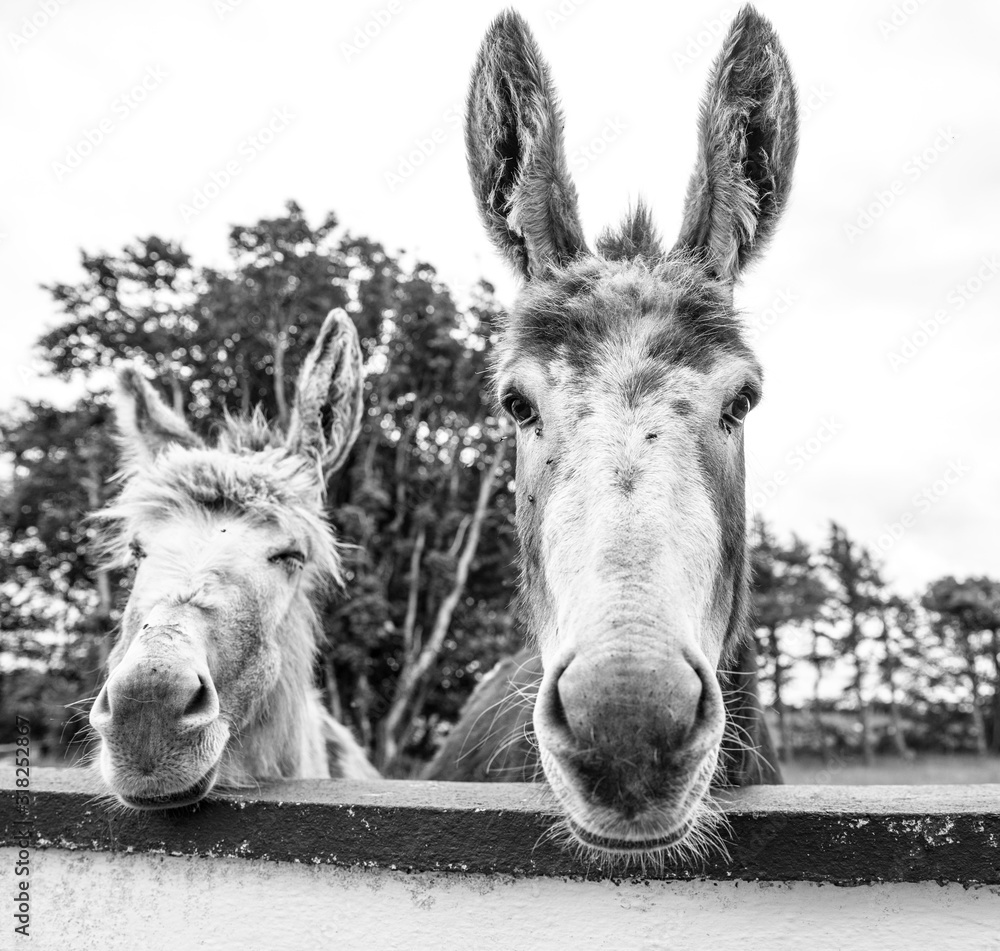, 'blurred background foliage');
2,201,999,779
